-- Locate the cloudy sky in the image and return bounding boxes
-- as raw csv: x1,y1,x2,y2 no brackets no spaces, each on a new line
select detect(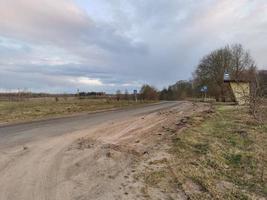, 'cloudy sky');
0,0,266,93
